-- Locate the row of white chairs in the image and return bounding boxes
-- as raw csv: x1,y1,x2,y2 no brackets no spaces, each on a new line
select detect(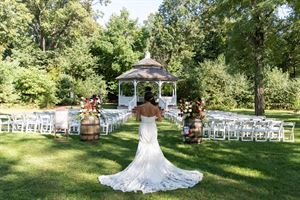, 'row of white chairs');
0,109,132,135
100,109,132,135
164,109,296,142
164,109,183,126
201,118,295,142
